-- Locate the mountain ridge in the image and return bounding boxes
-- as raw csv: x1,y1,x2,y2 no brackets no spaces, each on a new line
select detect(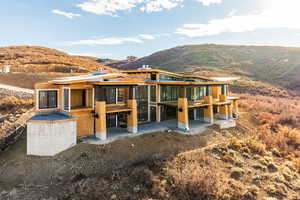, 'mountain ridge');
108,44,300,91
